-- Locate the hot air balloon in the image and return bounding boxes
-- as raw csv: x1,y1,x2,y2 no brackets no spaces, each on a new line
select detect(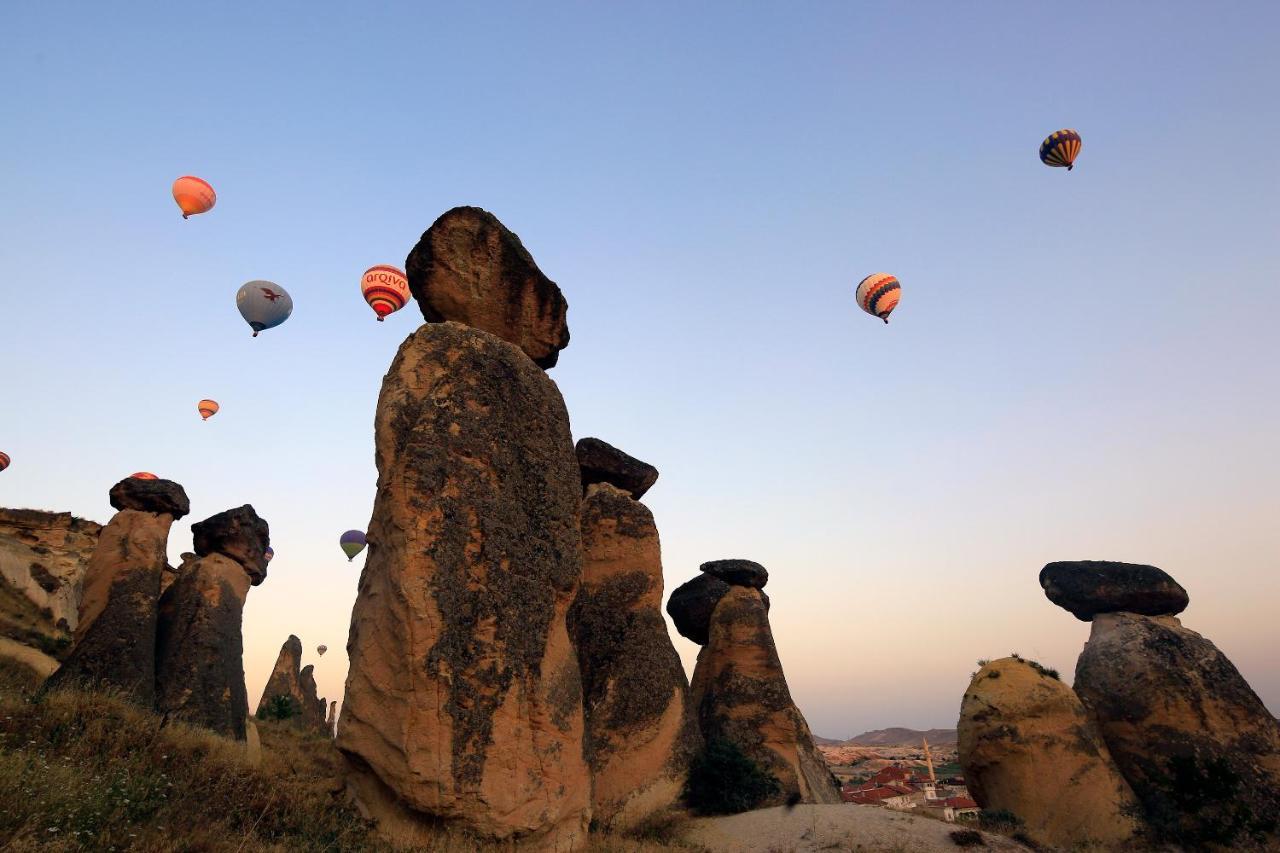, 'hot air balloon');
339,530,367,561
264,546,274,563
236,281,293,337
856,273,901,324
0,452,9,473
130,471,158,480
198,399,220,421
172,176,216,219
1039,129,1082,170
361,265,411,321
317,645,328,657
